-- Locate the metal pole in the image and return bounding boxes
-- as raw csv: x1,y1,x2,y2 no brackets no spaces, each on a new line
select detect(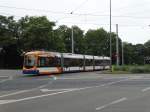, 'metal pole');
116,24,119,66
122,41,124,65
109,0,112,71
71,26,74,54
